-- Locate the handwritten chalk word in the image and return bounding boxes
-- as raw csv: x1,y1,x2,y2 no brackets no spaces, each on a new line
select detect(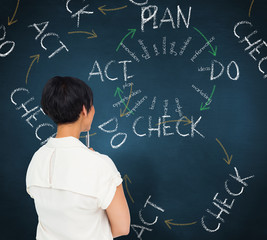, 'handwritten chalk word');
98,117,127,149
198,66,211,72
120,37,182,61
175,98,183,117
210,60,240,81
193,27,217,57
114,83,136,117
153,44,160,56
163,99,168,115
149,96,157,110
121,43,140,62
170,41,178,56
28,21,69,59
162,36,167,54
138,39,151,60
201,167,254,232
131,195,165,240
66,0,93,28
88,60,134,82
234,20,267,79
133,115,205,138
114,87,134,117
192,85,212,105
126,95,148,117
98,114,204,148
191,36,215,62
141,5,192,32
123,81,134,89
179,36,192,56
0,25,15,57
113,89,142,108
10,88,56,145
